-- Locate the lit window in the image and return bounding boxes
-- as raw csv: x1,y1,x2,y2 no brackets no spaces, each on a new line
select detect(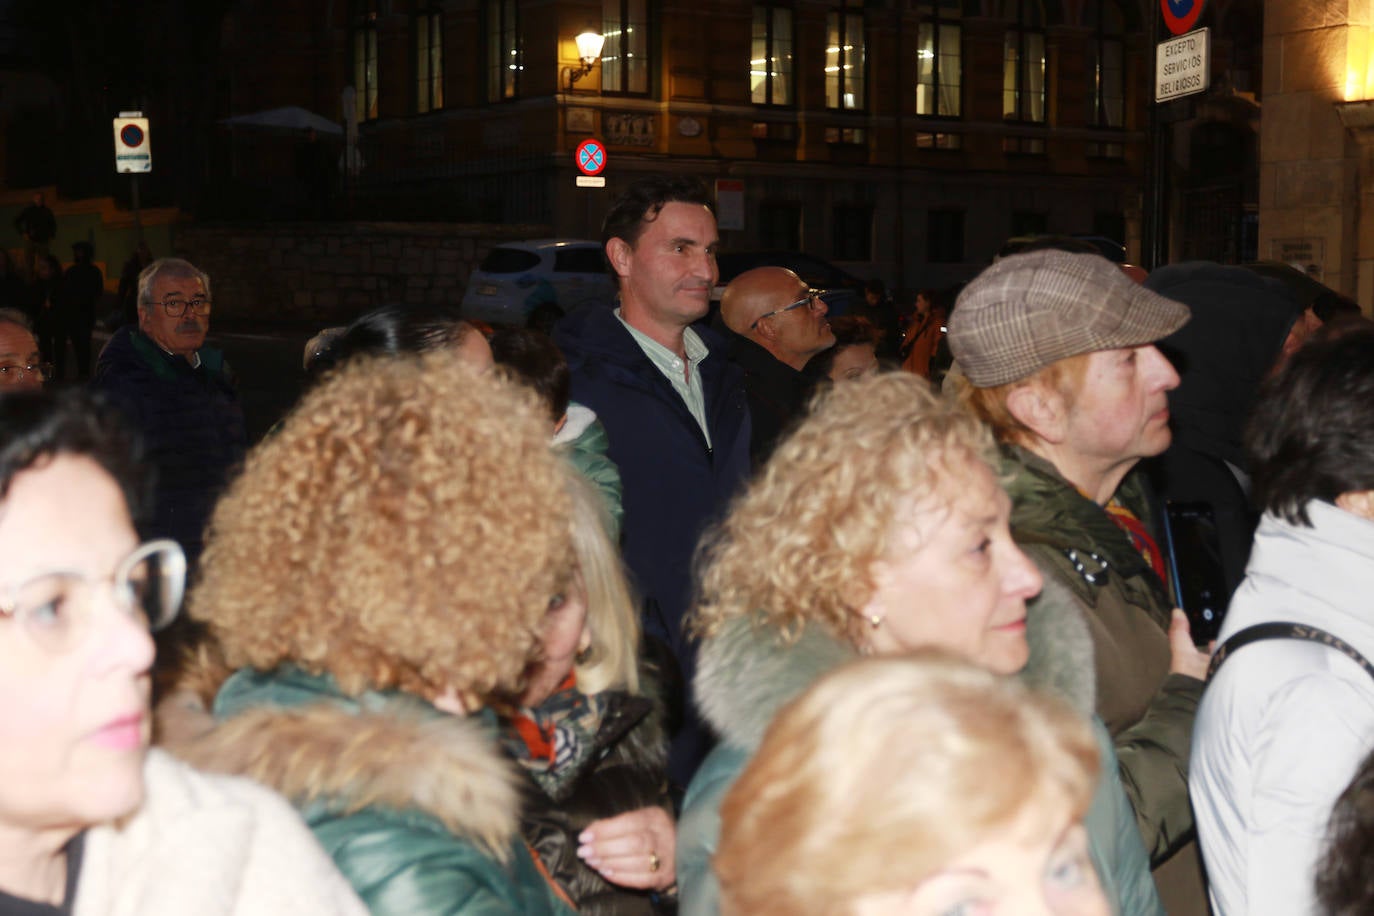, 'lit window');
415,9,444,114
1003,0,1046,123
488,0,523,102
916,2,961,118
825,2,865,111
603,0,651,95
1086,0,1125,157
752,4,793,106
352,1,379,121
